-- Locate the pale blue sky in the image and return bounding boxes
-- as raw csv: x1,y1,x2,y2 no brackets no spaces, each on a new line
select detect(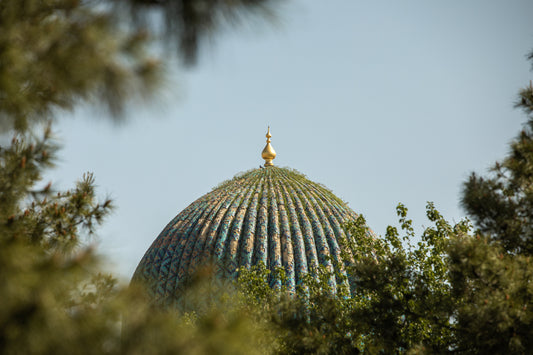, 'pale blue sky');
51,0,533,279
